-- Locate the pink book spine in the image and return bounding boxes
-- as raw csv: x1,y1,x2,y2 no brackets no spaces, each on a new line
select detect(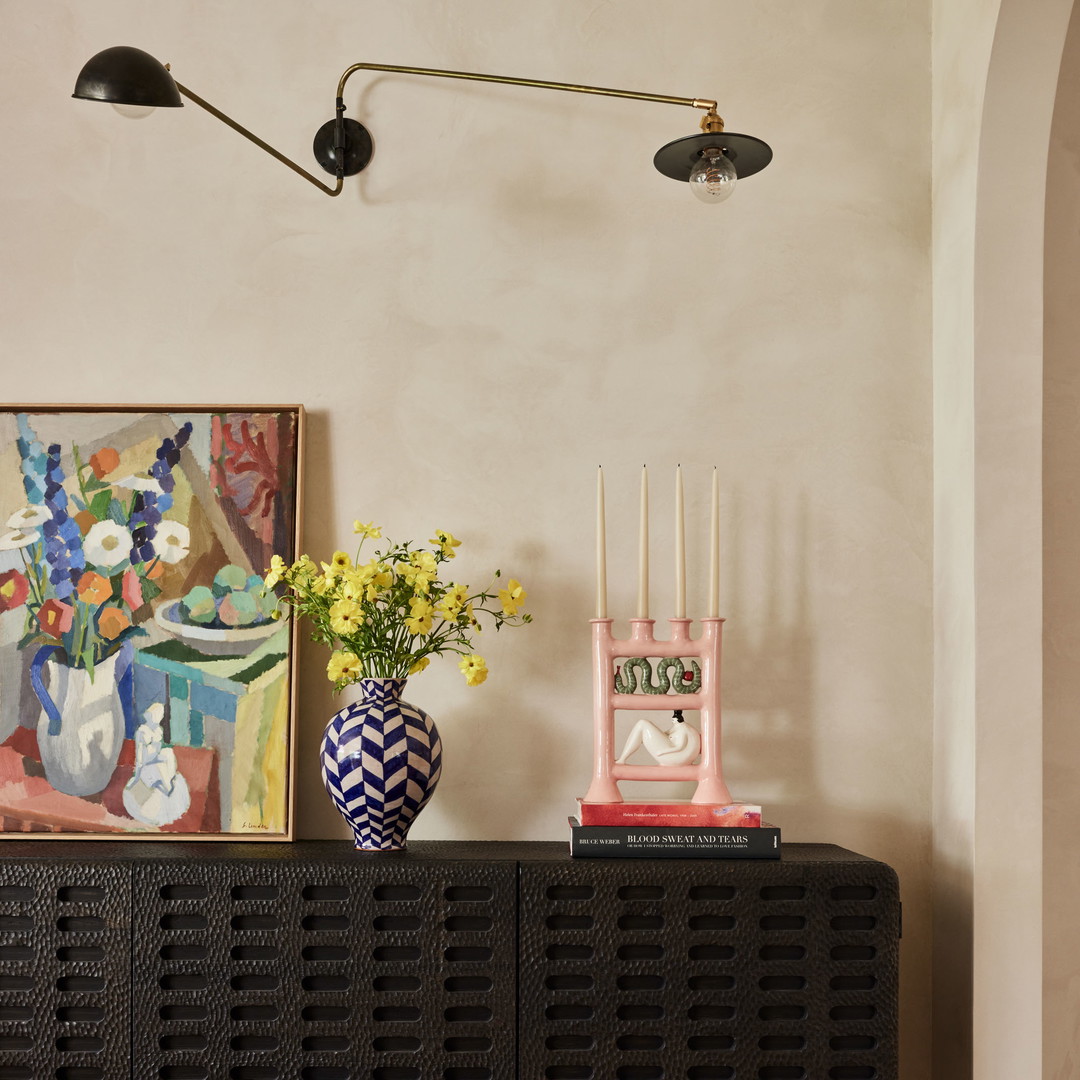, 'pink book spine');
577,801,762,828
